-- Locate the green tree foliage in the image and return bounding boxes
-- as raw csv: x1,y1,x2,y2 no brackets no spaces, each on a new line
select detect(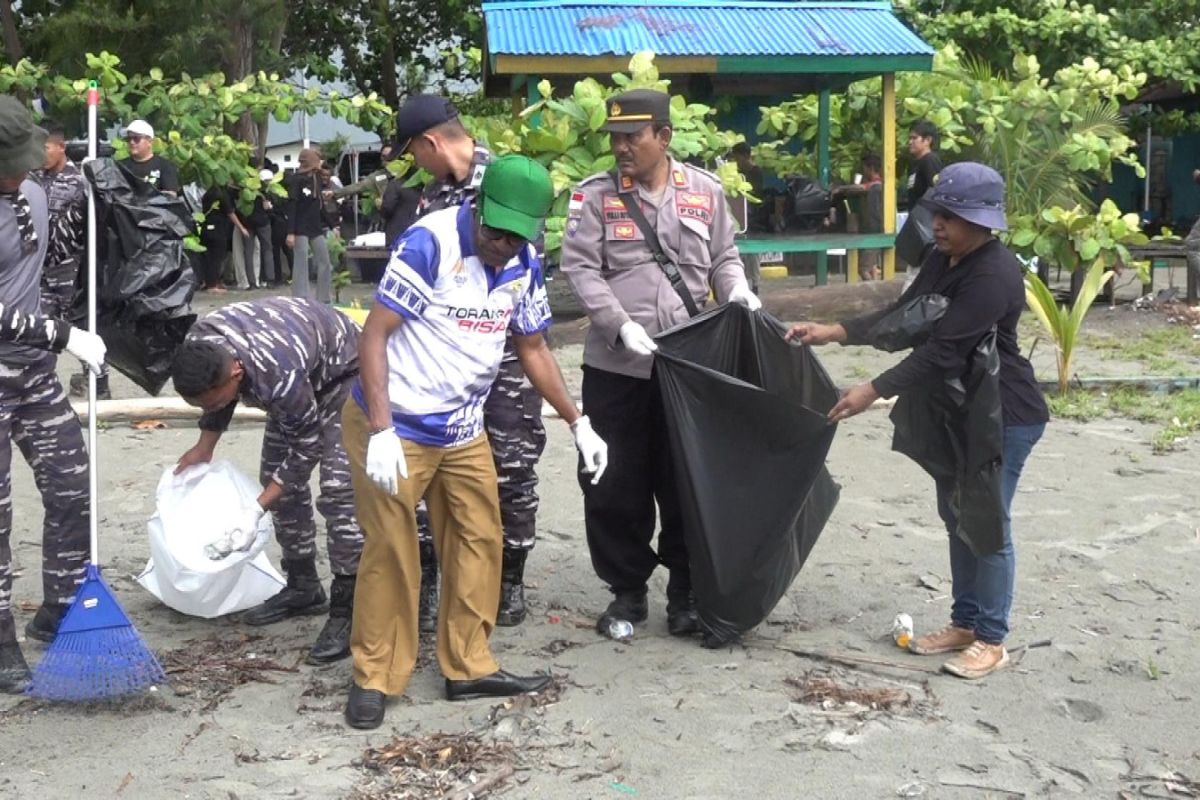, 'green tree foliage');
284,0,482,114
0,51,392,207
755,46,1146,272
895,0,1200,91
